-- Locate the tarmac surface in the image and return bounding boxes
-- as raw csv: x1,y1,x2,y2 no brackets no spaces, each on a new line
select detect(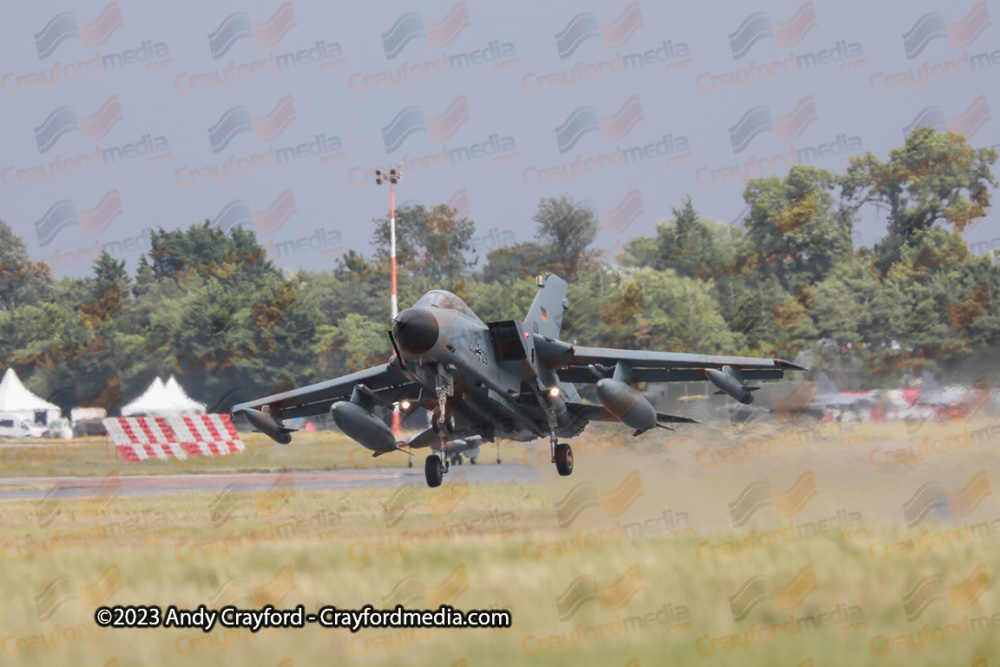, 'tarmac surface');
0,464,537,500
